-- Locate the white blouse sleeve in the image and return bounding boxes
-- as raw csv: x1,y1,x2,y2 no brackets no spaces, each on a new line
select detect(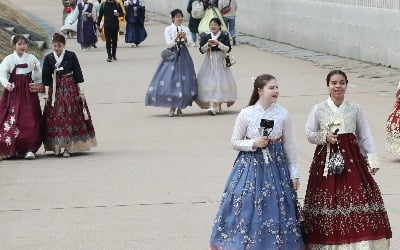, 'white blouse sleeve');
31,55,42,82
164,27,176,48
0,56,12,88
231,110,257,152
184,27,194,47
305,105,327,145
70,7,80,24
355,107,379,169
282,113,300,179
